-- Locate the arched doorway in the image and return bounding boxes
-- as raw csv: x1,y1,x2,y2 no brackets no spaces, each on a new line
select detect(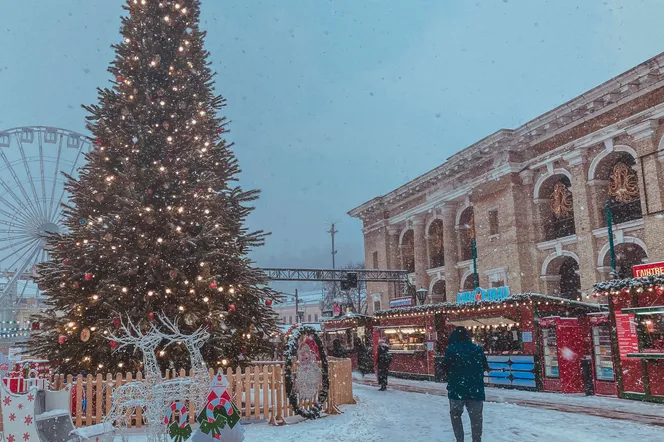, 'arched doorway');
431,279,446,303
603,242,648,279
542,253,581,300
559,259,581,300
461,272,476,291
428,219,445,268
400,229,415,273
